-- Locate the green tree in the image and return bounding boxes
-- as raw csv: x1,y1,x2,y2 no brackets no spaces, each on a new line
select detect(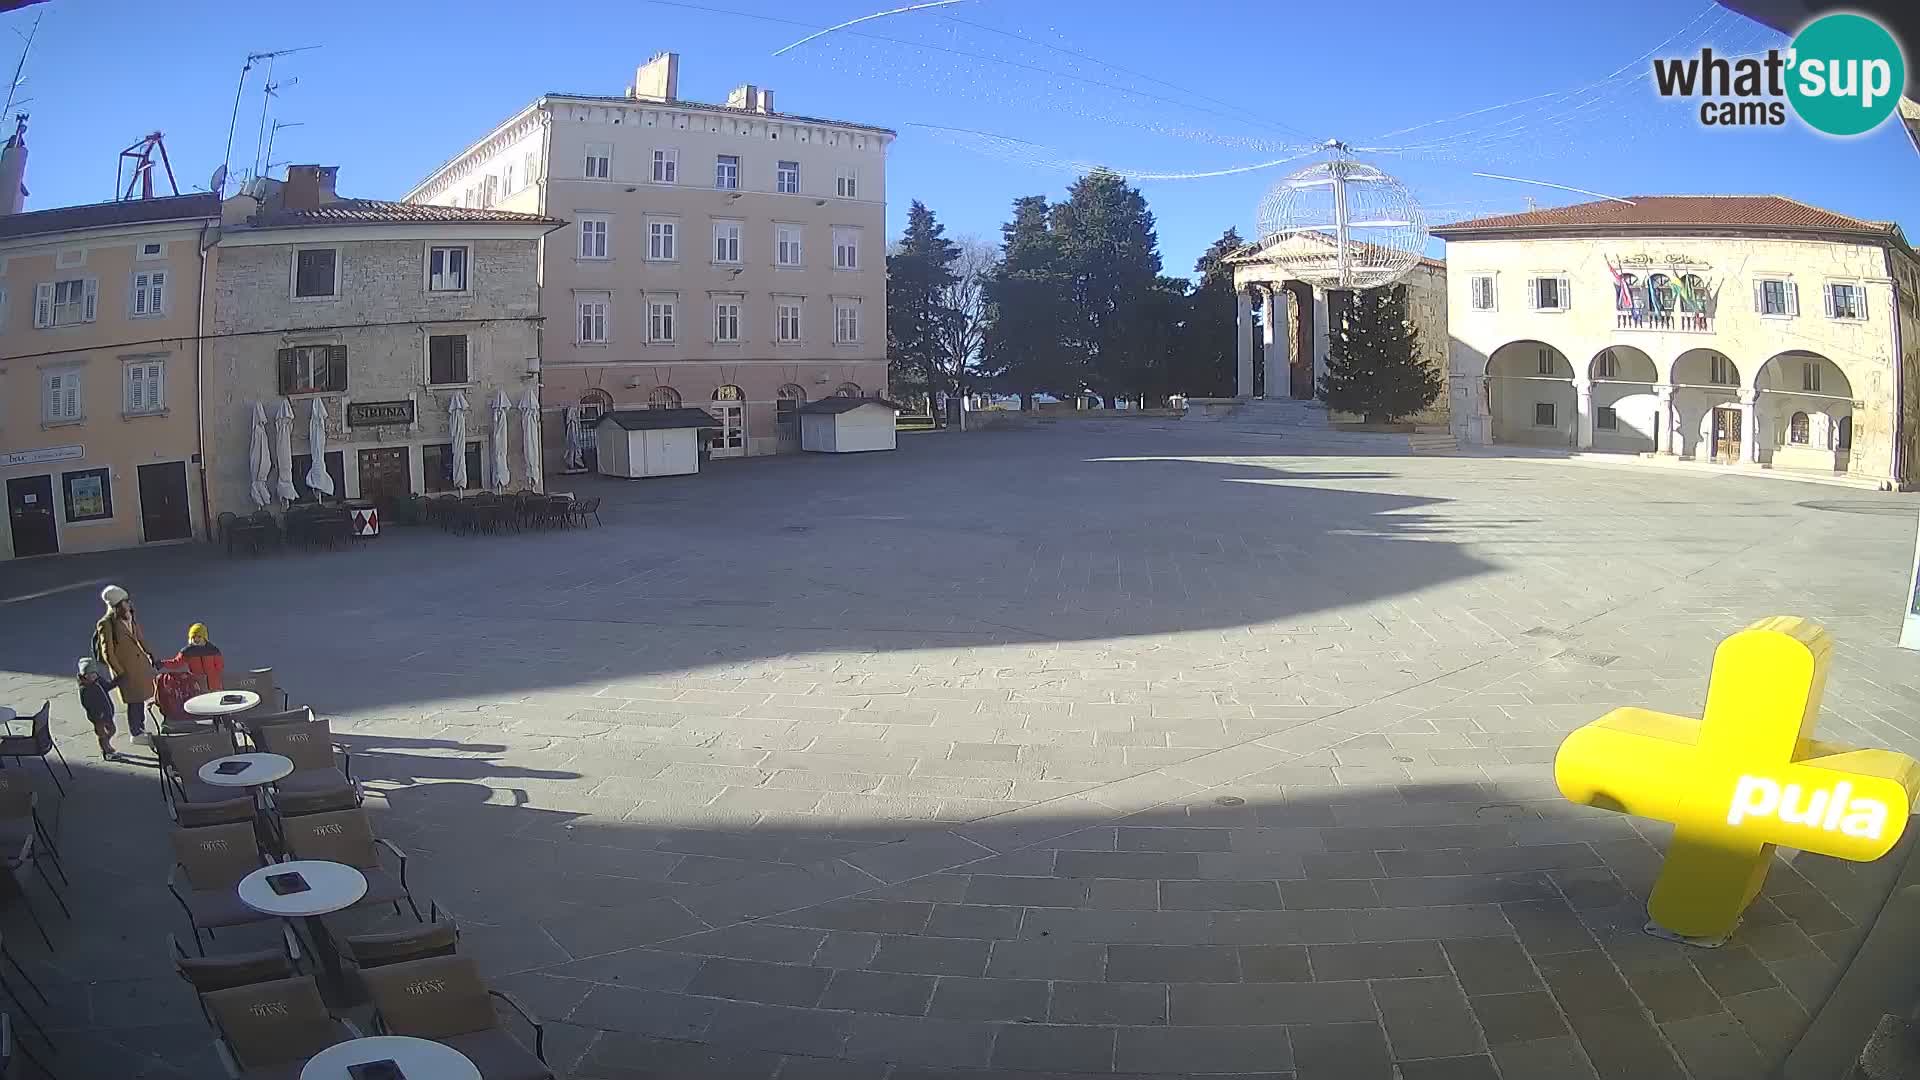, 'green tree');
983,195,1073,407
886,200,961,410
1177,227,1248,397
1050,169,1163,406
1318,285,1441,424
